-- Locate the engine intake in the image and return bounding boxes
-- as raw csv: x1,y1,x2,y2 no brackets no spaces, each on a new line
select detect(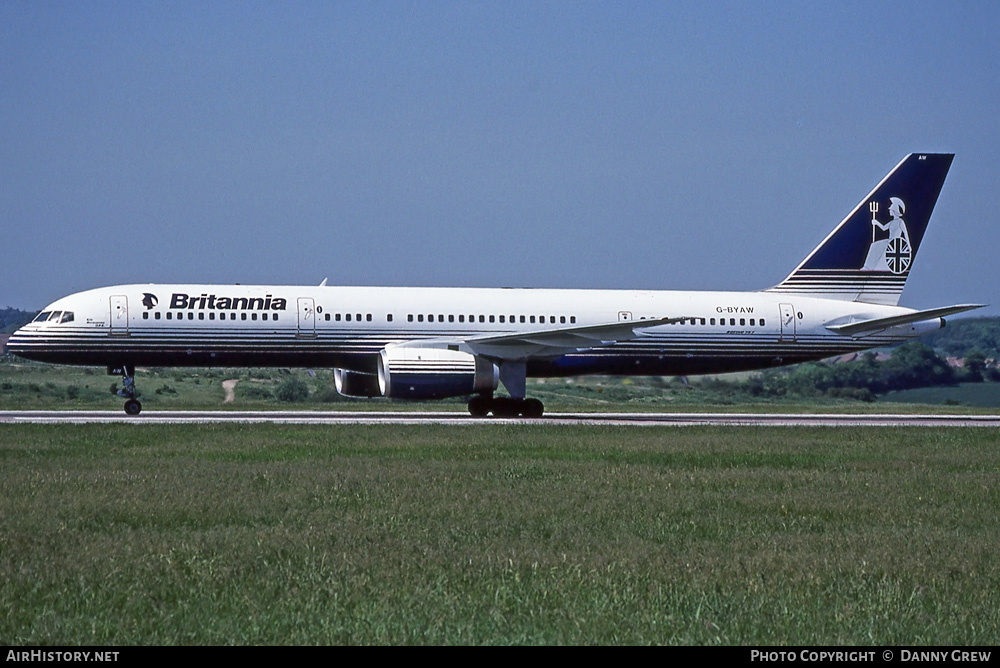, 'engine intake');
378,347,498,399
334,368,382,398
